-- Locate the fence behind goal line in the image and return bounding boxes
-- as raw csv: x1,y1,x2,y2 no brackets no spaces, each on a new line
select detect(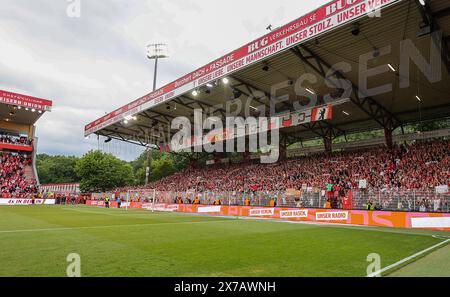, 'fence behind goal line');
91,189,450,214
